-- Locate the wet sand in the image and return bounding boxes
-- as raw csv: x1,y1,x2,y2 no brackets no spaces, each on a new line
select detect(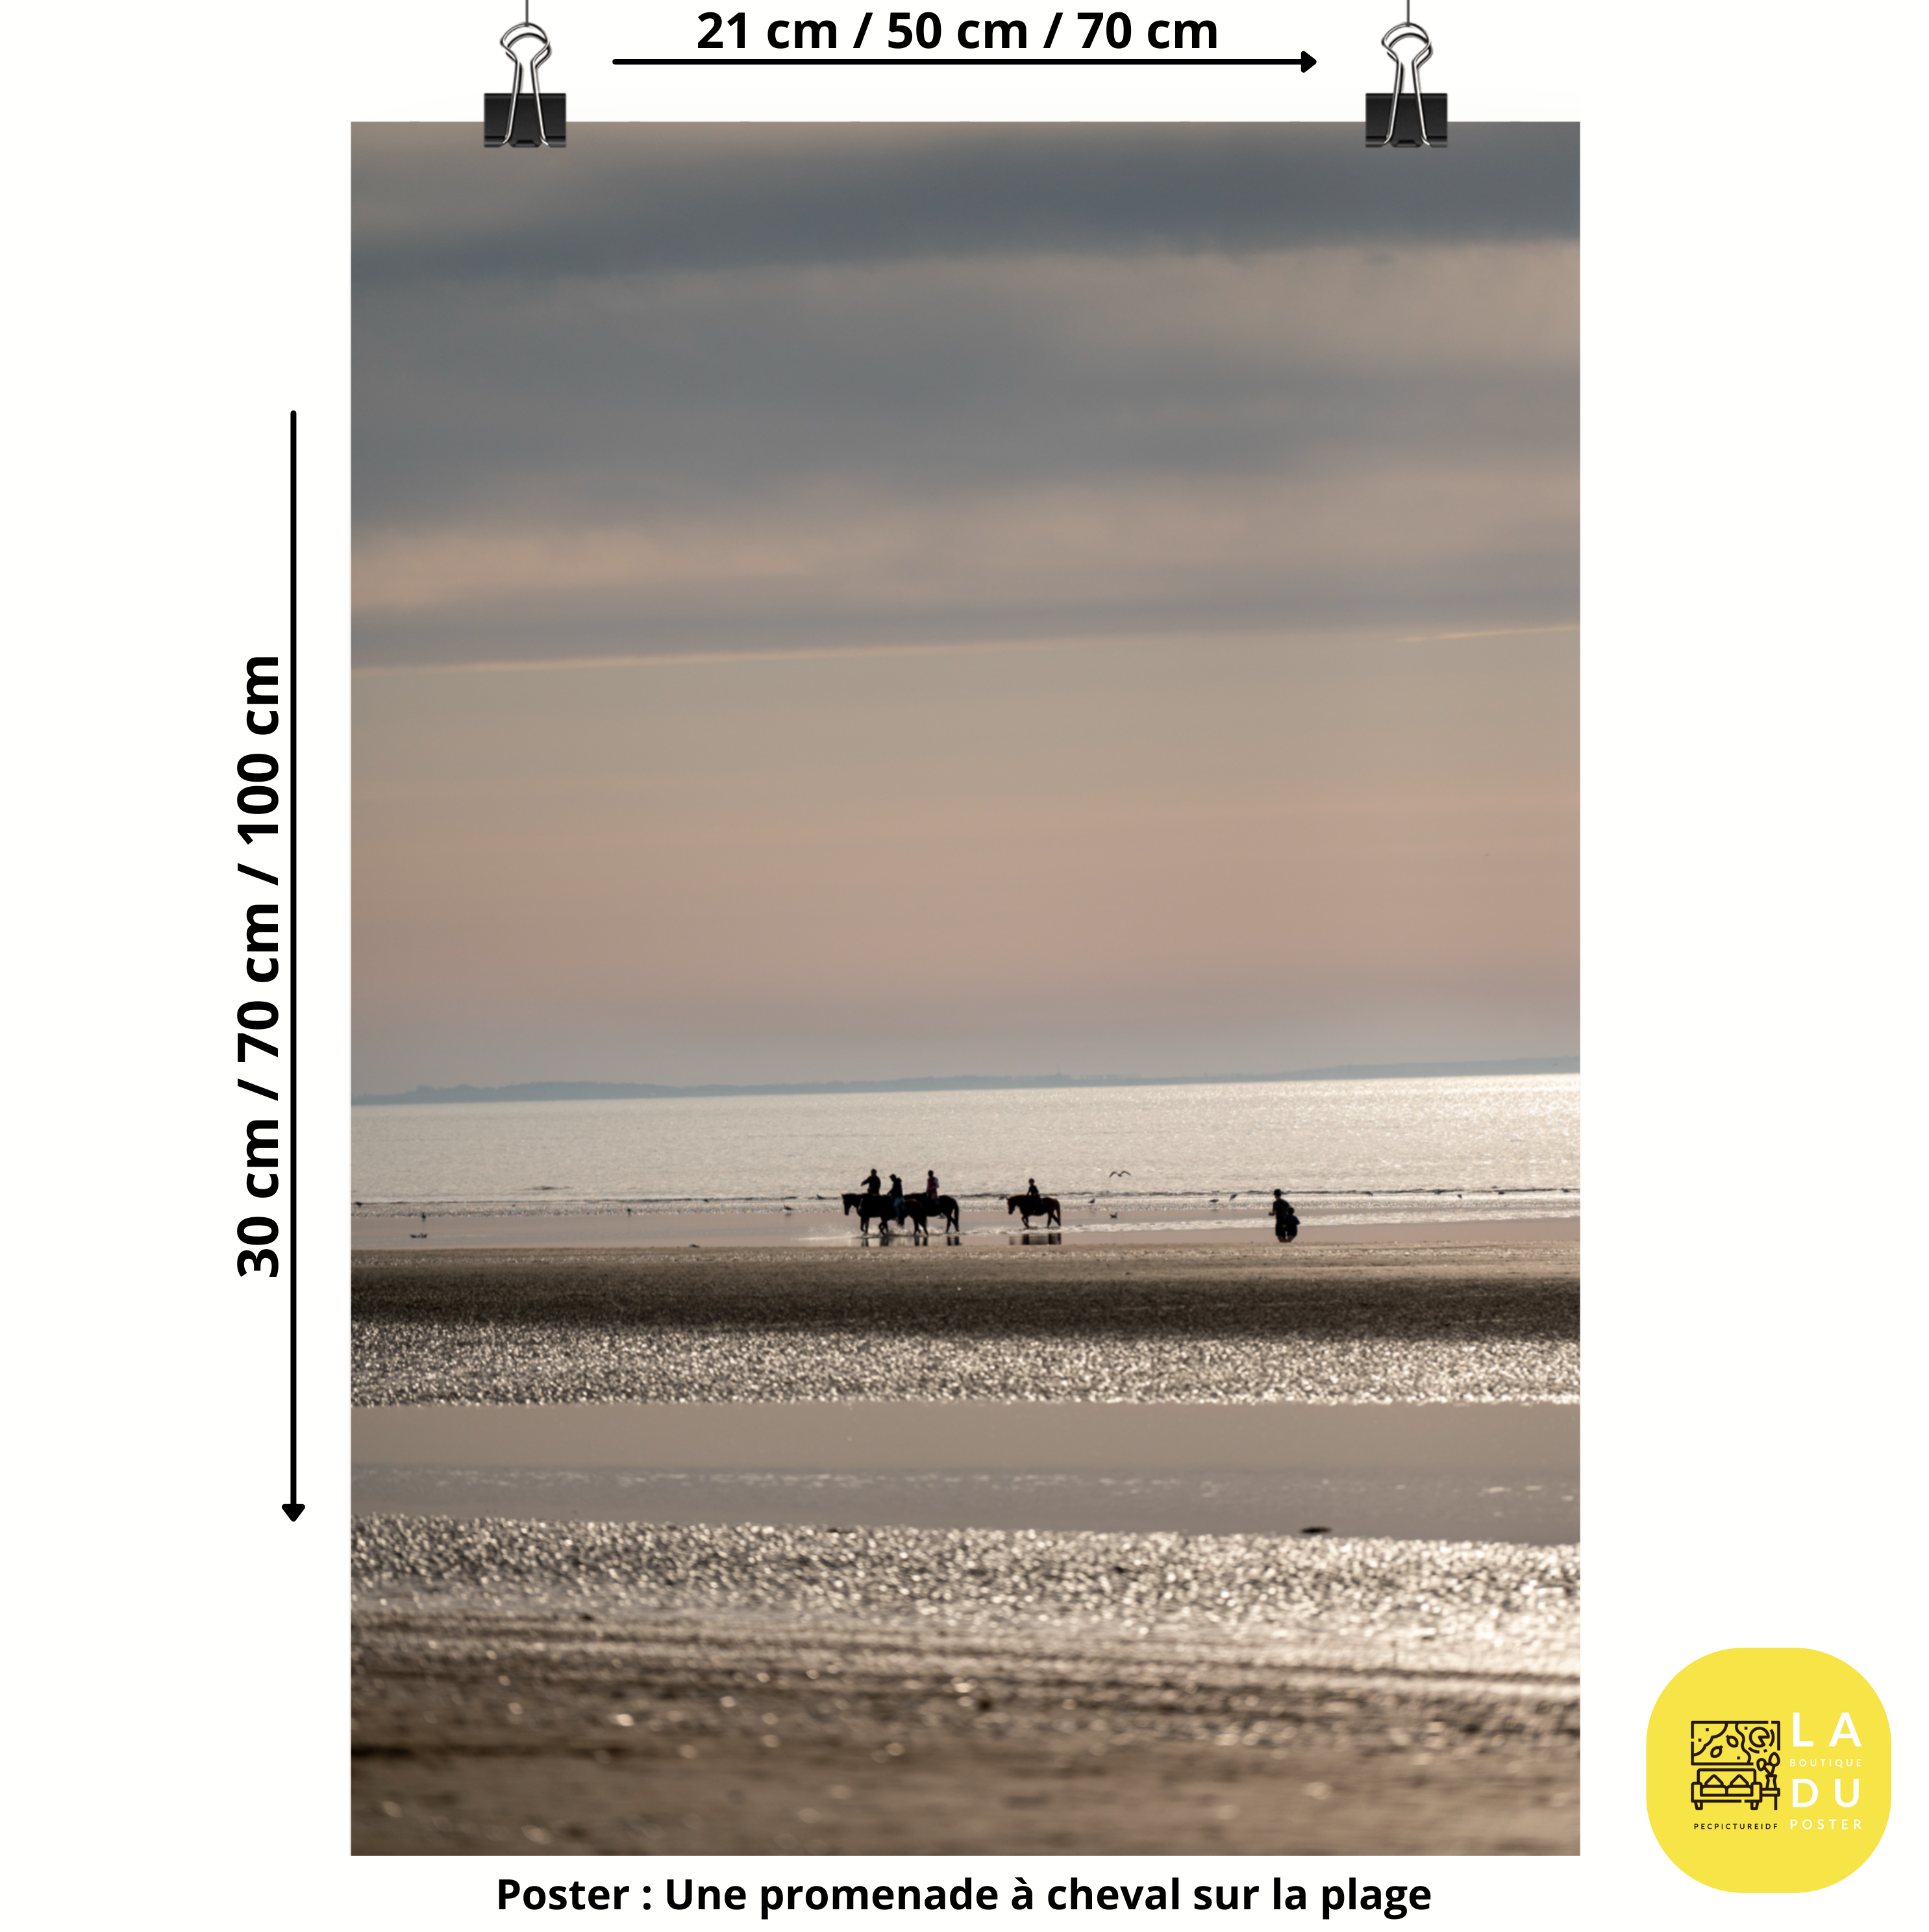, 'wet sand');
353,1241,1579,1855
353,1520,1578,1856
353,1241,1579,1407
353,1399,1581,1474
354,1210,1578,1251
353,1400,1579,1541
